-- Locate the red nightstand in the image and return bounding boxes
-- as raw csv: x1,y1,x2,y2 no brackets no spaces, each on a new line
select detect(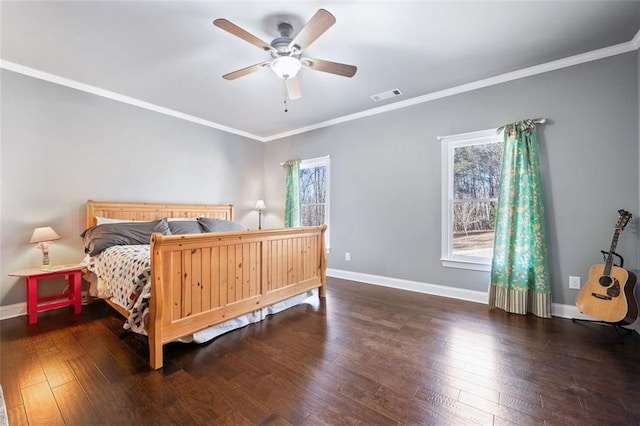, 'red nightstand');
9,265,83,324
